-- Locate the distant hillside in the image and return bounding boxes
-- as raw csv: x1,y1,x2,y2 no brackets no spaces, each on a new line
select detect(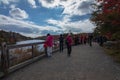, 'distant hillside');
0,30,31,44
34,36,46,40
